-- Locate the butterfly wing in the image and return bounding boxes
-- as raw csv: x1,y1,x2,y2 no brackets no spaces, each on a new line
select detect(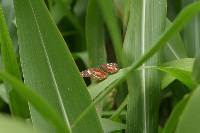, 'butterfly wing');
100,63,119,74
89,68,108,80
80,68,108,80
